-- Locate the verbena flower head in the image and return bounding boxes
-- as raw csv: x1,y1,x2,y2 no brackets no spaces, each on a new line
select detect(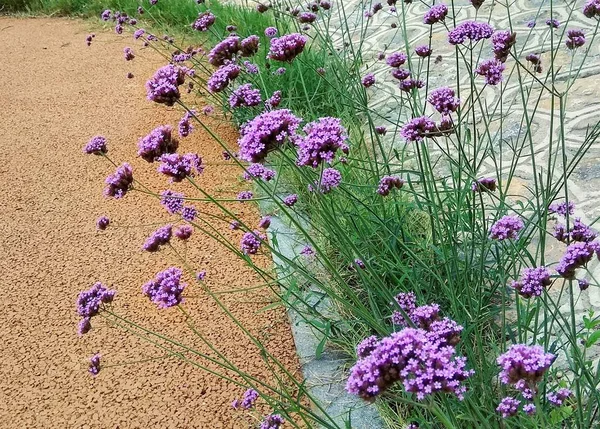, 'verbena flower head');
208,36,240,66
391,291,417,325
260,414,285,429
476,58,505,85
267,33,307,62
354,258,366,269
546,388,572,406
265,27,278,38
146,64,185,106
400,79,425,92
178,110,195,138
583,0,600,18
471,177,497,192
298,11,318,23
104,163,133,199
496,397,520,418
89,354,101,376
377,175,404,196
361,73,376,88
415,45,432,57
497,344,555,388
207,64,241,93
346,327,473,401
423,4,448,24
241,388,259,409
283,194,298,207
237,190,253,201
244,163,276,181
448,21,494,45
101,9,111,20
143,224,172,252
143,267,186,309
489,215,524,240
137,125,178,162
556,241,600,279
548,201,575,216
240,35,260,57
511,266,552,298
356,335,379,359
546,18,560,28
84,135,108,155
259,216,271,229
527,20,536,28
400,116,436,142
578,278,590,291
566,29,586,49
300,245,315,256
181,205,197,222
386,52,407,67
492,30,517,62
296,117,349,167
428,87,460,115
375,126,387,135
230,220,240,230
158,153,203,182
175,225,193,240
124,47,135,61
238,109,302,163
244,61,259,74
160,190,184,214
392,68,411,80
229,83,262,108
77,282,116,319
317,168,342,193
265,90,282,110
133,28,145,39
192,11,216,31
96,216,110,230
523,403,536,415
241,230,266,254
569,218,597,242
